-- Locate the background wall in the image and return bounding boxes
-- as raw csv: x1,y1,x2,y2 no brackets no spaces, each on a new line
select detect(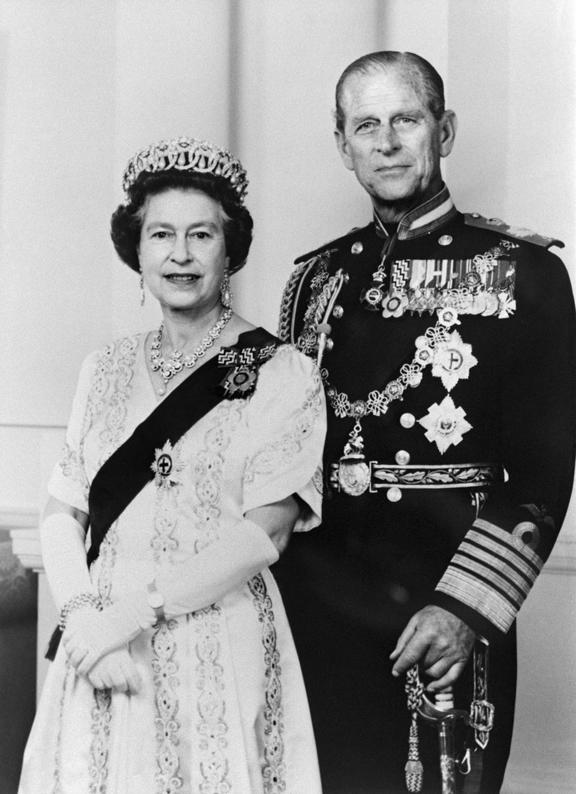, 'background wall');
0,1,574,791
